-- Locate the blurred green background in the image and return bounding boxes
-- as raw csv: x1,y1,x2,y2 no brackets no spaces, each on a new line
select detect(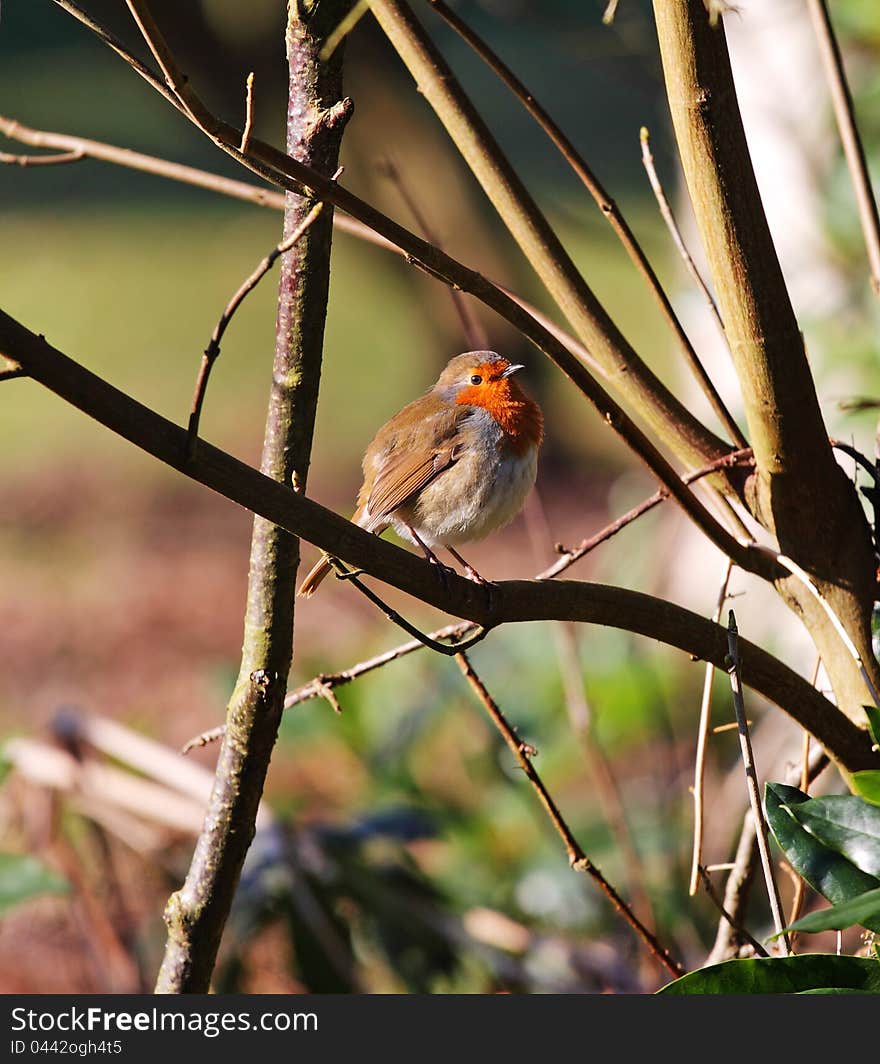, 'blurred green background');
1,0,879,993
